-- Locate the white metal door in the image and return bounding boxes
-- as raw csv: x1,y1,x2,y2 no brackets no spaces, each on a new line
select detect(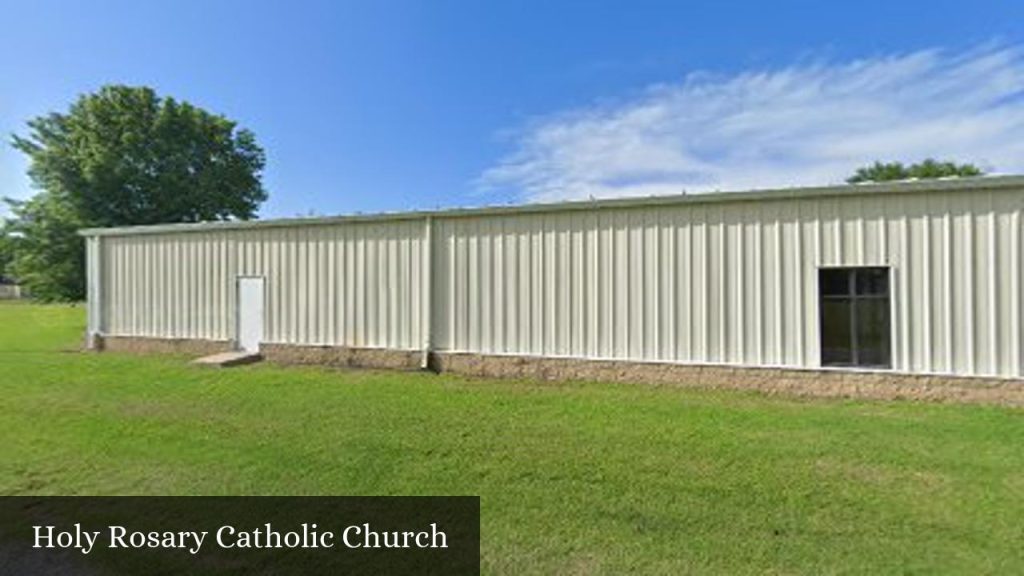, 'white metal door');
237,277,264,353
